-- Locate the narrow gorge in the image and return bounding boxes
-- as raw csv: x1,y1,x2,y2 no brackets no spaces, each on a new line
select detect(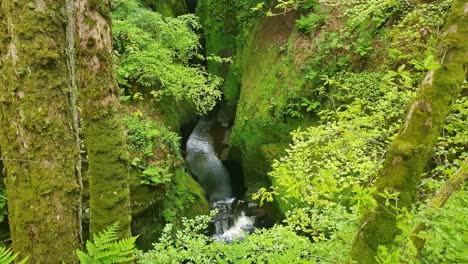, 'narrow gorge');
0,0,466,262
